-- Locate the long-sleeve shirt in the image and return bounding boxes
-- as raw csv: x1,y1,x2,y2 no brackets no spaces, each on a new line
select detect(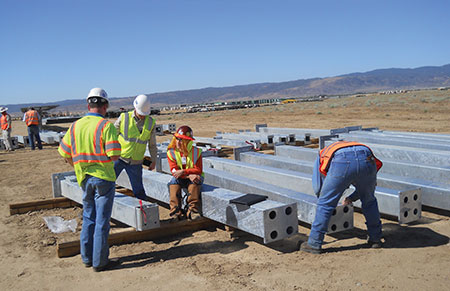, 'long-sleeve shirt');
114,112,157,165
